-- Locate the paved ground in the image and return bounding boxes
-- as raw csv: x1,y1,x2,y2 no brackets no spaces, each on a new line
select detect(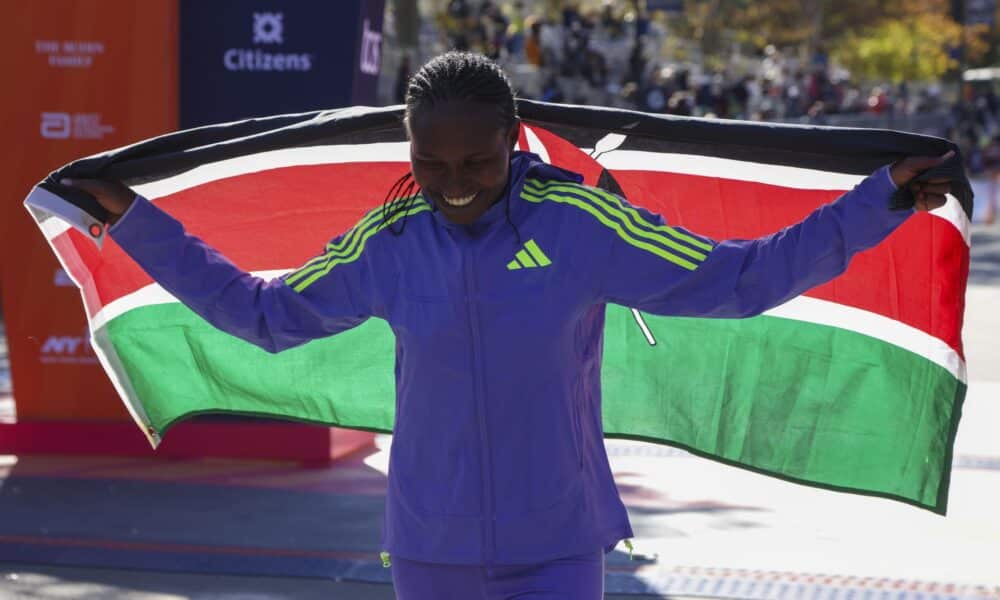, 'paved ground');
0,564,681,600
0,209,996,599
